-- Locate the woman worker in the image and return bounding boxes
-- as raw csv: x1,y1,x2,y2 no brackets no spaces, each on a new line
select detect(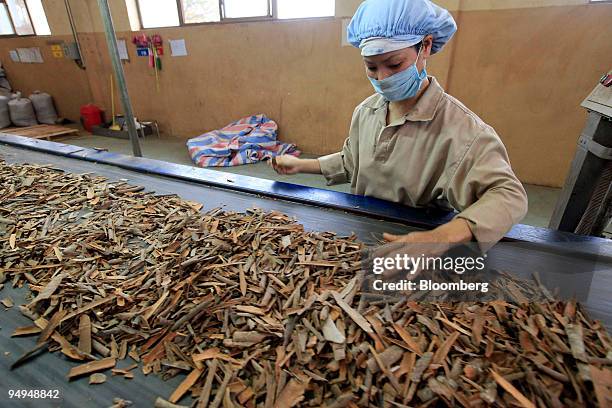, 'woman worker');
271,0,528,253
